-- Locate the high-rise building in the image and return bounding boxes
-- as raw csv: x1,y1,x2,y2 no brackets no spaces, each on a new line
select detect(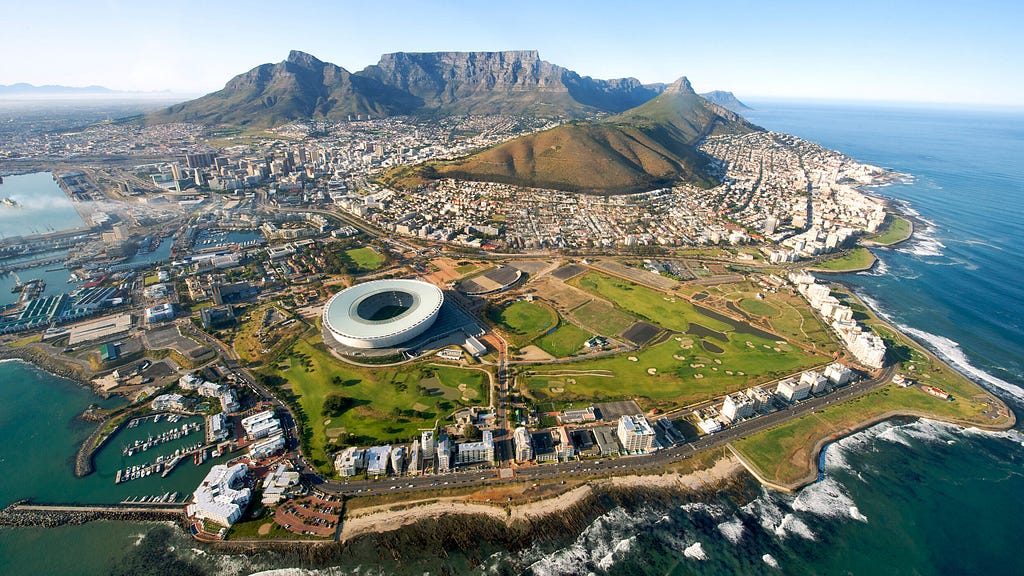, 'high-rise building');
436,434,451,473
514,426,533,462
616,415,656,454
